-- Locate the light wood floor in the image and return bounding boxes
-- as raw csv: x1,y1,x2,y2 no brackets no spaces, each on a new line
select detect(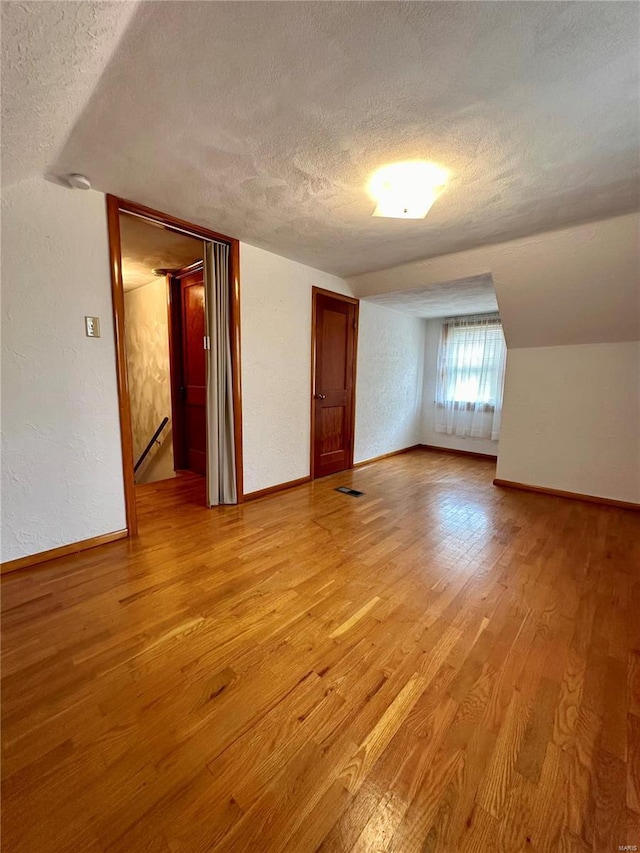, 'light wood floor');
2,451,639,852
